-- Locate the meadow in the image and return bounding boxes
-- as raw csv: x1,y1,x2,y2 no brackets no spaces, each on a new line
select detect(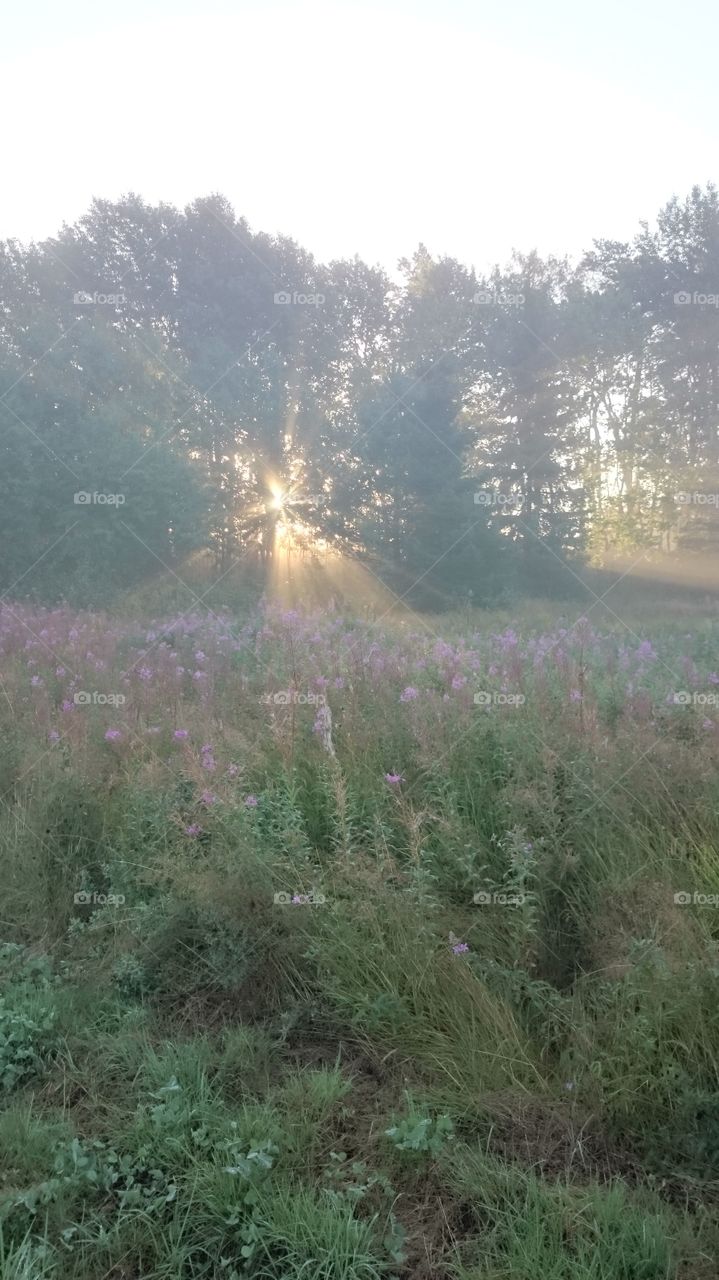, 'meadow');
1,589,718,1278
